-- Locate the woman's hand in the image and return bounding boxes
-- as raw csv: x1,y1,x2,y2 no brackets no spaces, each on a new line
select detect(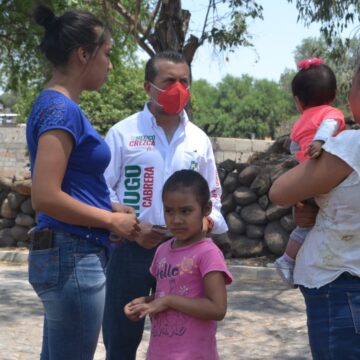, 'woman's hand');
109,212,140,240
